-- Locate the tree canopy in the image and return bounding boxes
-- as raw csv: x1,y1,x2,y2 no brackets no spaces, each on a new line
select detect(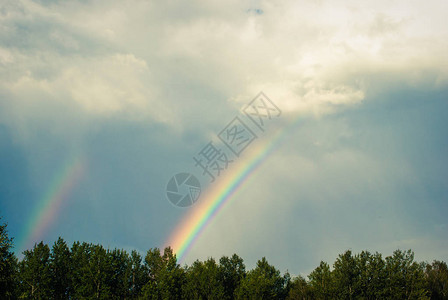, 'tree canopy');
1,219,447,299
